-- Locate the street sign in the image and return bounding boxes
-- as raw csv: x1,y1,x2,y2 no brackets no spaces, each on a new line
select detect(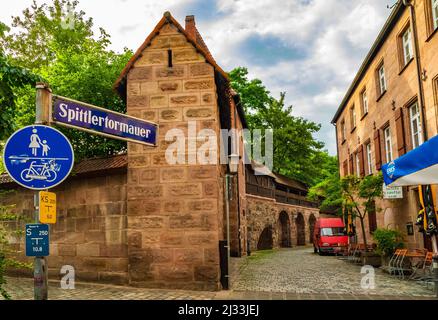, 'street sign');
39,191,56,224
383,183,403,199
3,125,74,190
52,95,158,146
25,224,49,257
